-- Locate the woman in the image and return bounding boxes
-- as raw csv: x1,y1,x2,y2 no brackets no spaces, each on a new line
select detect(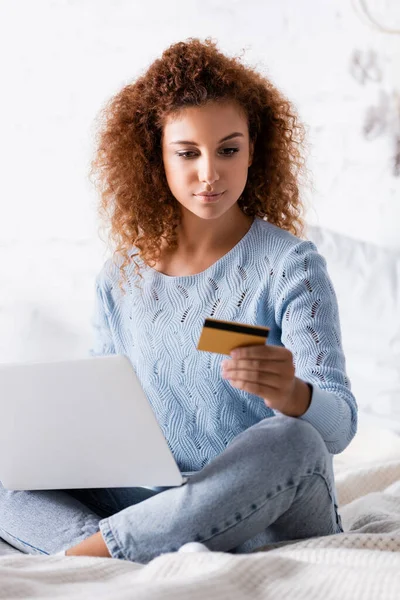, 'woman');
0,38,357,563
